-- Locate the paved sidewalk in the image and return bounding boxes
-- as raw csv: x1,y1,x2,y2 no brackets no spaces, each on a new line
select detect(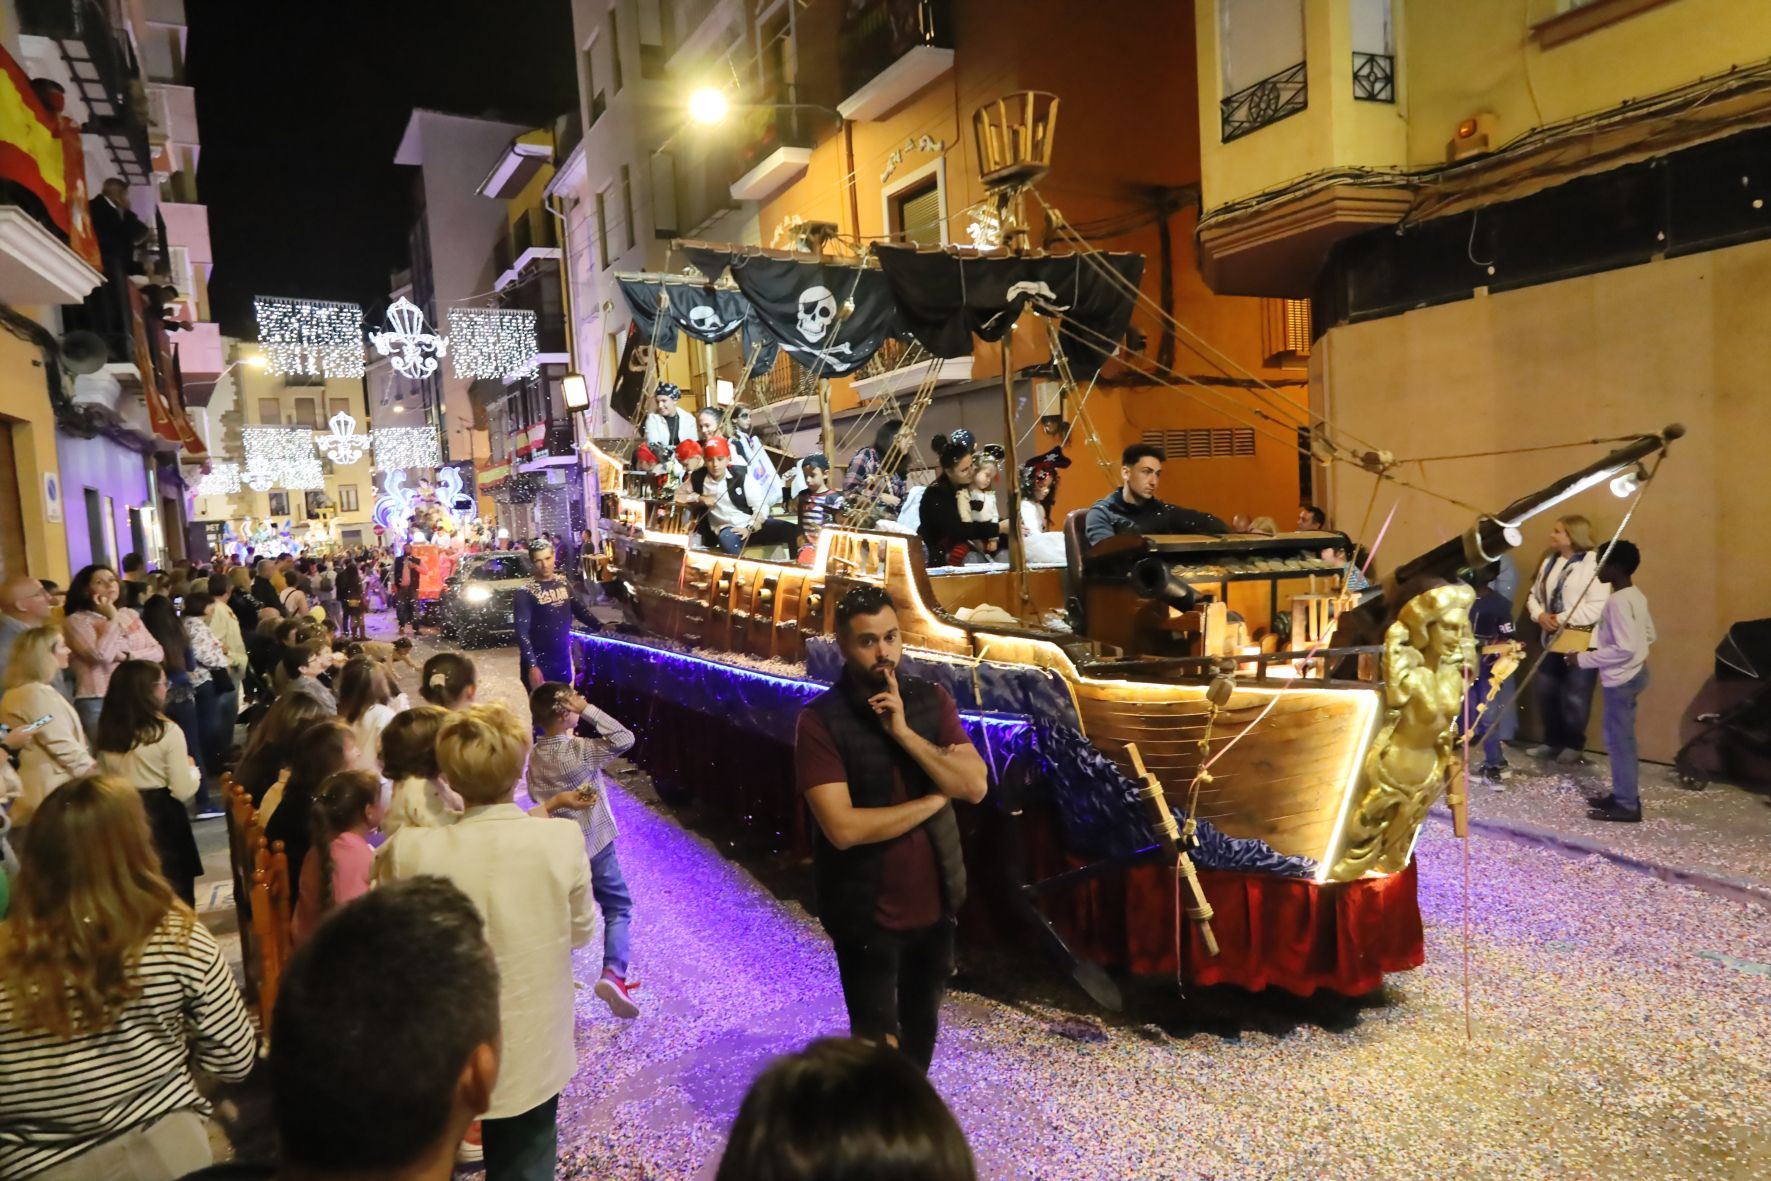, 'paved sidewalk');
1446,748,1771,903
